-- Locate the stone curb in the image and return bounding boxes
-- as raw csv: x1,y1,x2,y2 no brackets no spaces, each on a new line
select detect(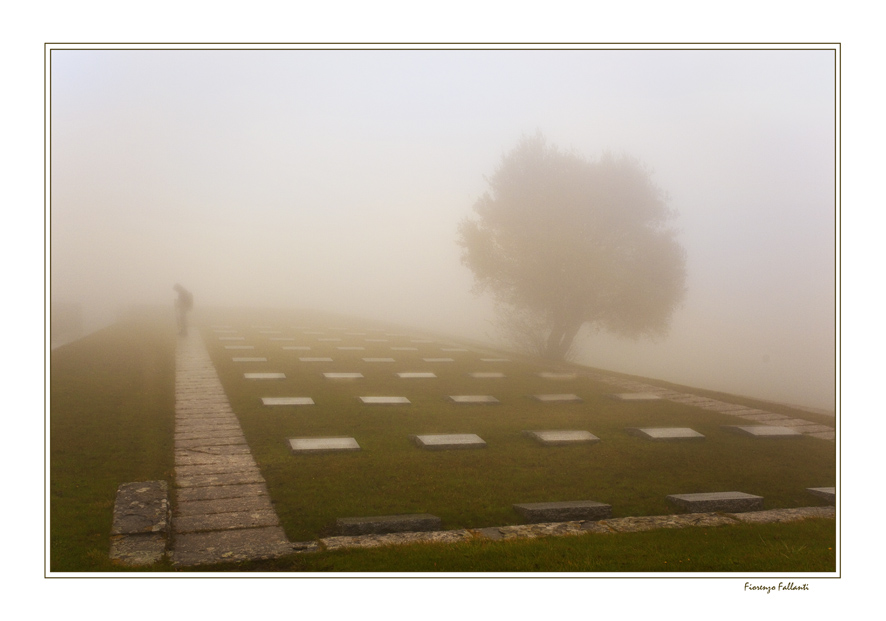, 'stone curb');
310,506,835,552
